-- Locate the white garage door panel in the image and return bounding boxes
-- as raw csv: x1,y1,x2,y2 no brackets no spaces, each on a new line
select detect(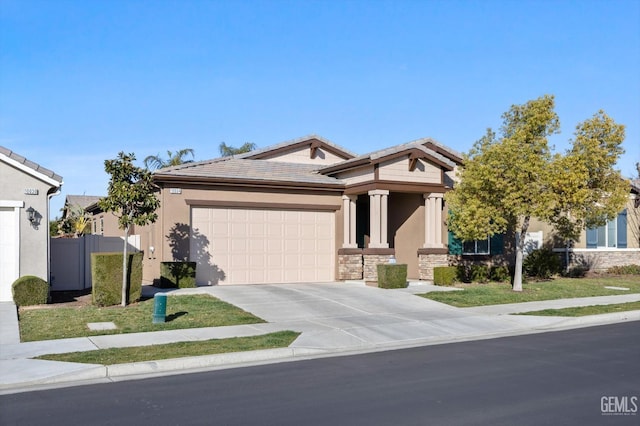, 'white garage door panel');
191,207,335,285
